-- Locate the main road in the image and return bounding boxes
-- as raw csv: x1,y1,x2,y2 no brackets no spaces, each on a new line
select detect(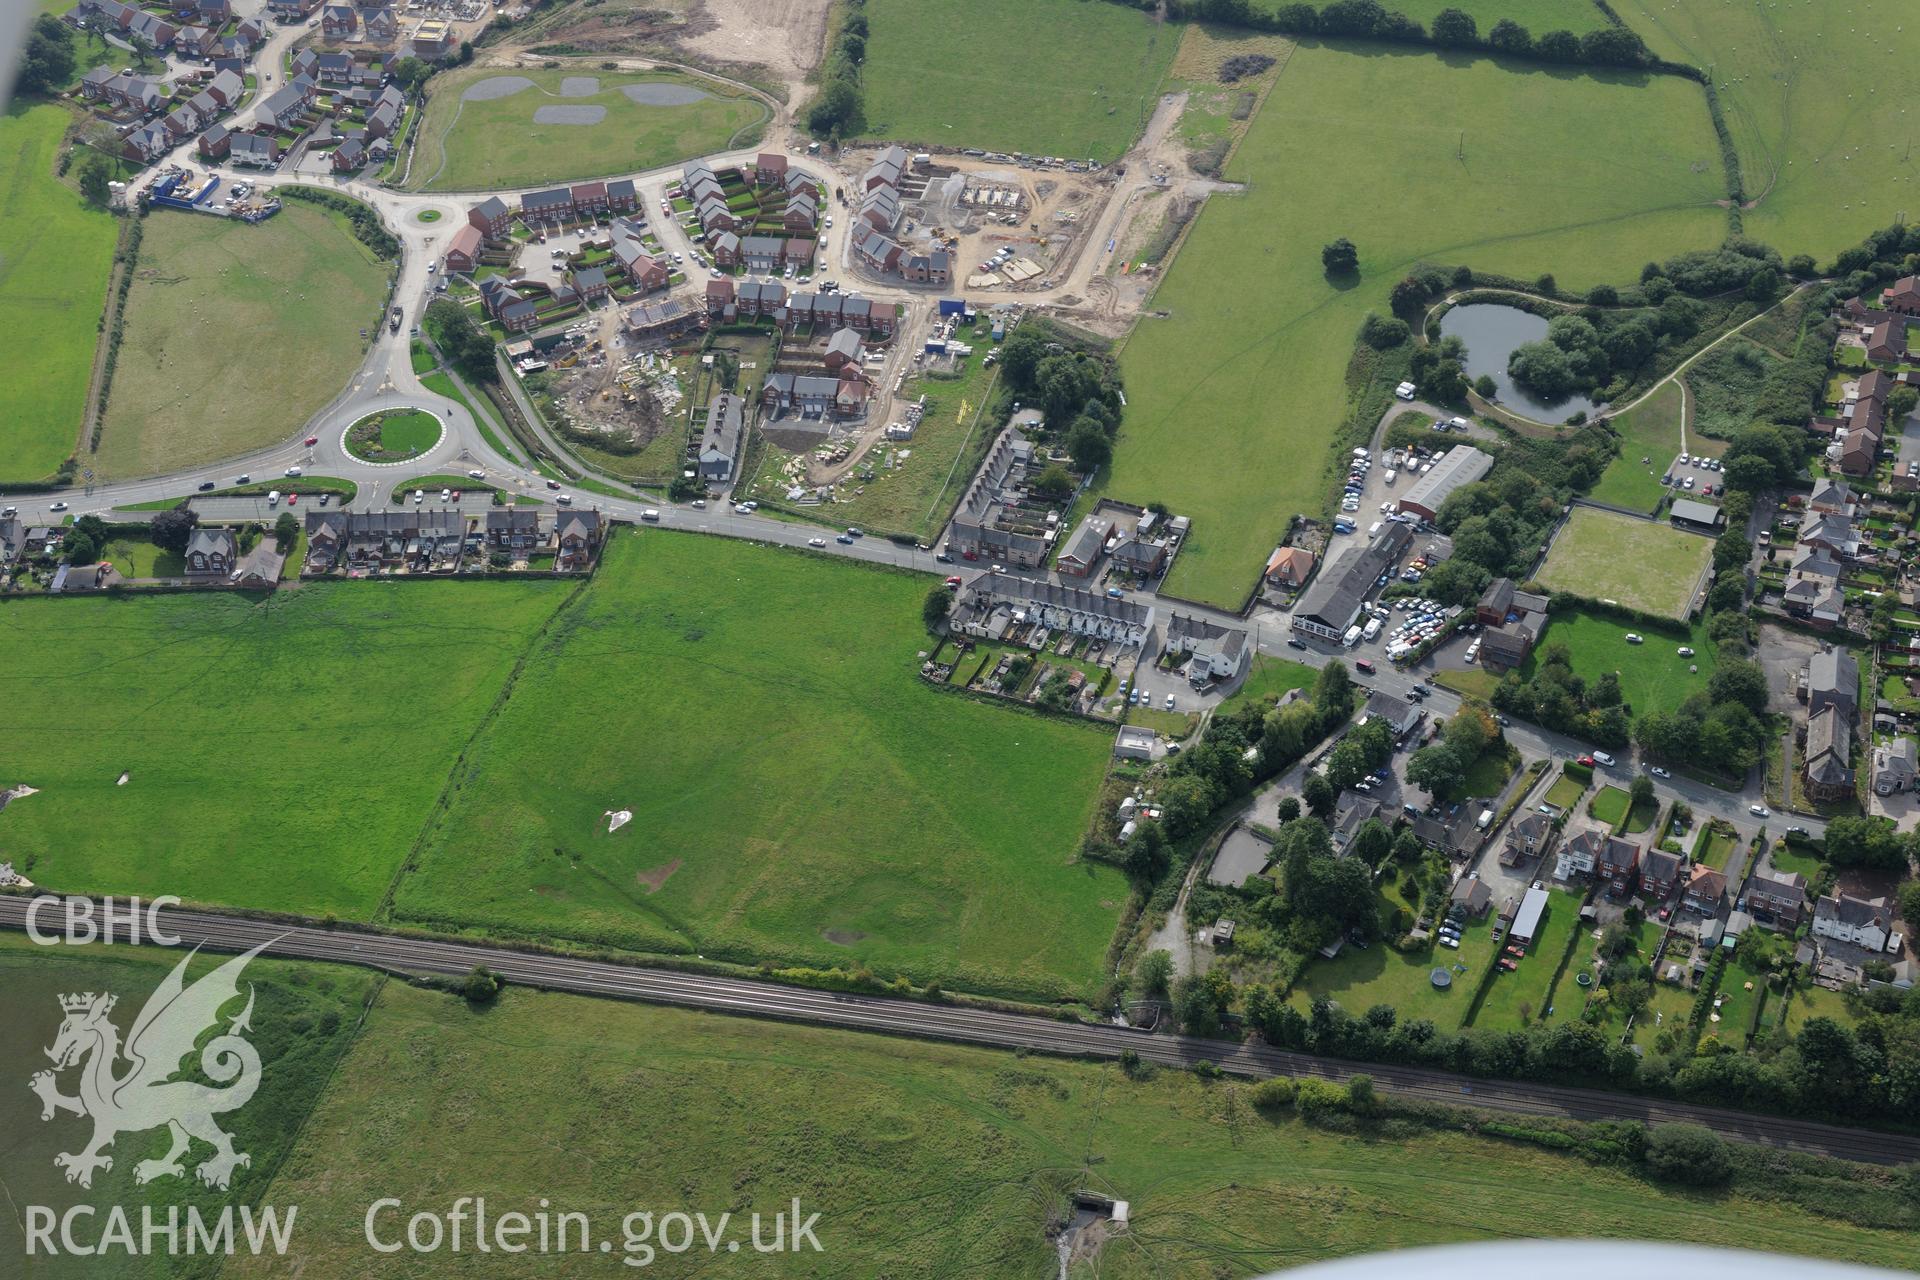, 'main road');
2,895,1909,1165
